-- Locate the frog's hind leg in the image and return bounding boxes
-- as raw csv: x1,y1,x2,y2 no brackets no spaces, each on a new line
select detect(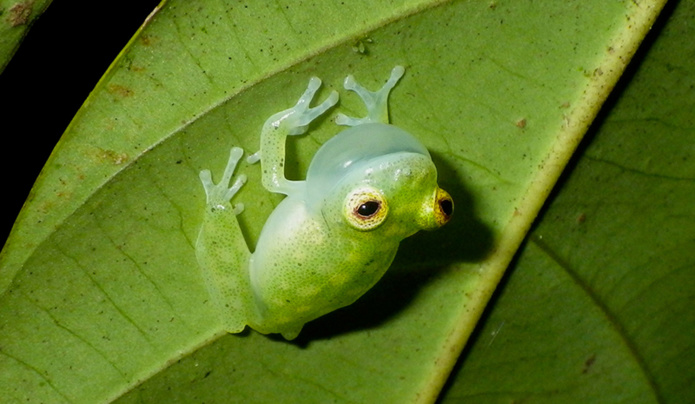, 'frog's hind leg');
336,65,405,126
196,147,253,334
